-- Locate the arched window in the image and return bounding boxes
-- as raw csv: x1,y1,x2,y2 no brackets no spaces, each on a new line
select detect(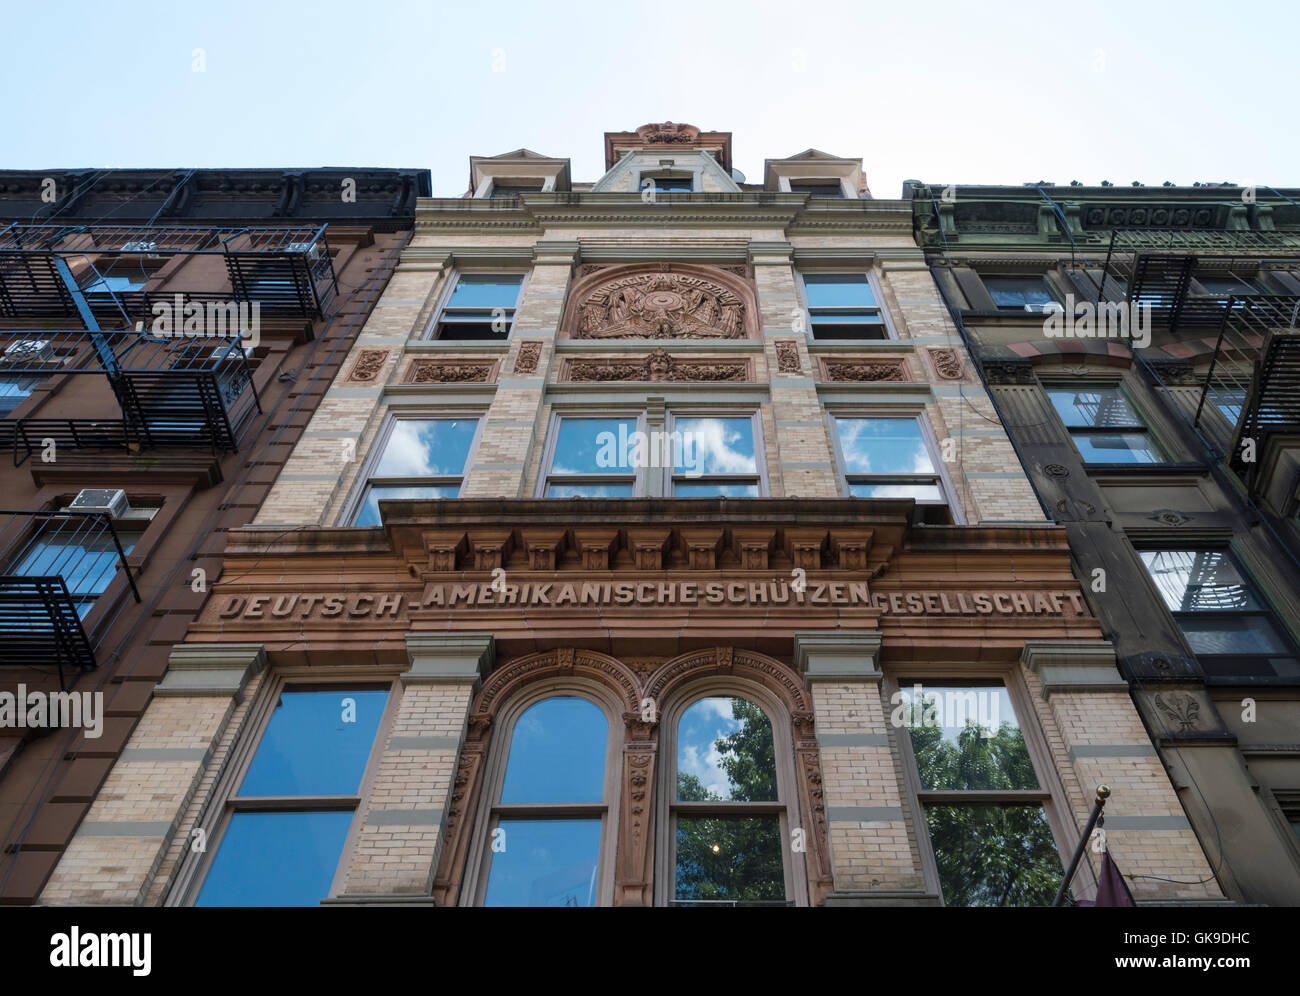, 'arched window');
660,690,801,906
471,691,618,906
